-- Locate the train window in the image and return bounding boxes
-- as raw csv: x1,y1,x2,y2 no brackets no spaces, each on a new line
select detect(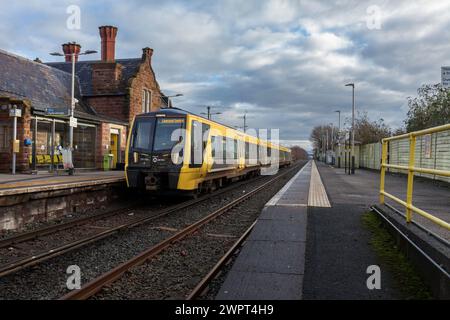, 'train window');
226,138,235,163
234,139,238,160
248,143,257,164
190,120,210,168
223,137,227,164
245,142,249,159
211,136,225,164
153,118,185,152
132,118,155,152
211,136,216,158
